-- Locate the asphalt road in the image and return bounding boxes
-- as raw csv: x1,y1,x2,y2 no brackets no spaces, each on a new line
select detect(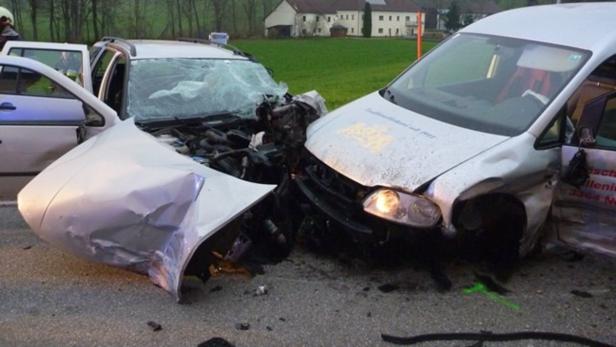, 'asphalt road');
0,205,615,347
